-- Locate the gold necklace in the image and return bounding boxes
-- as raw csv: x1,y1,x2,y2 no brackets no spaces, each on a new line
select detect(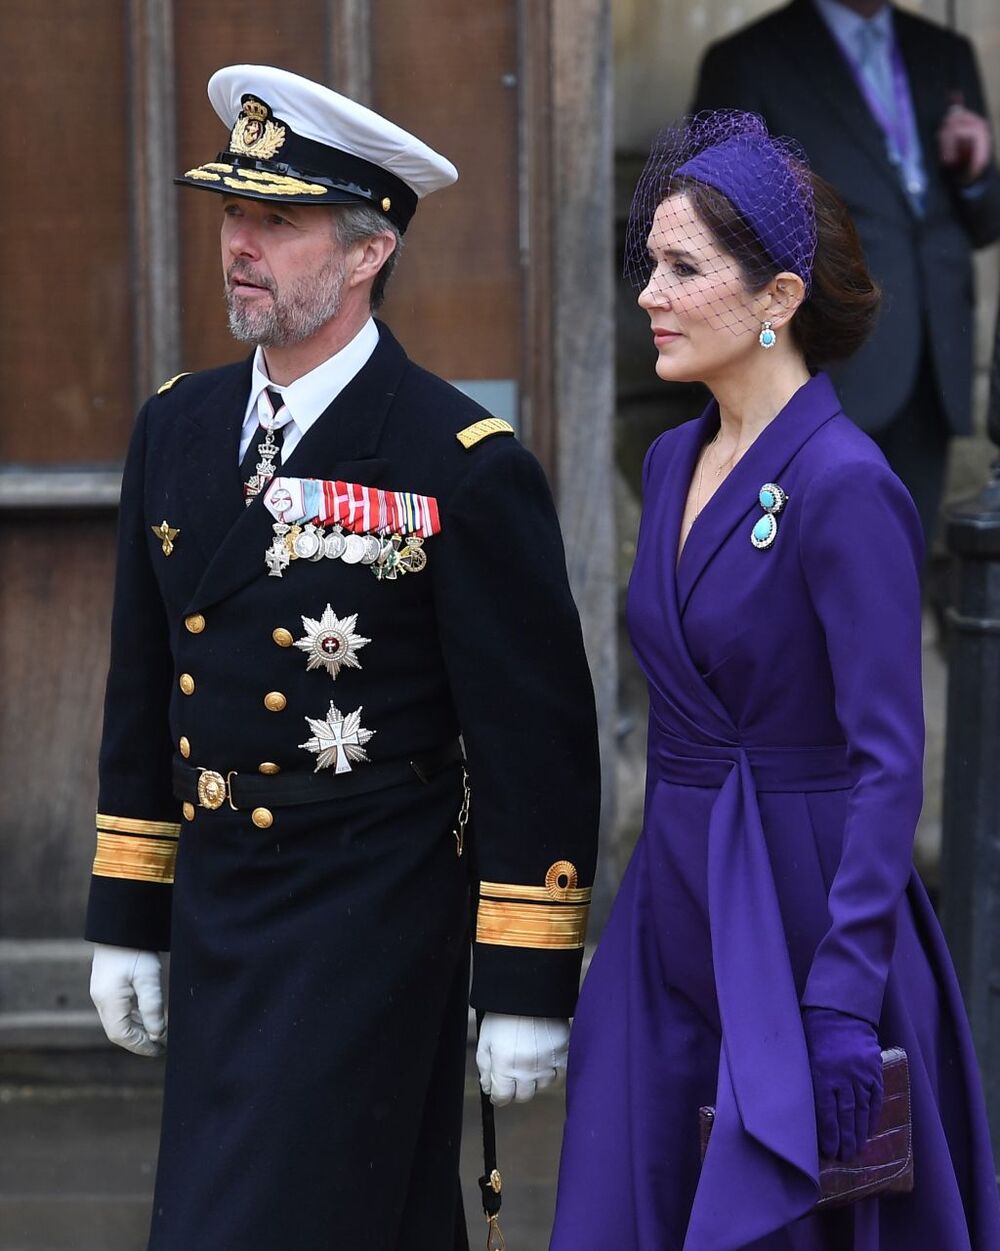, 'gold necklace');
693,433,742,520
